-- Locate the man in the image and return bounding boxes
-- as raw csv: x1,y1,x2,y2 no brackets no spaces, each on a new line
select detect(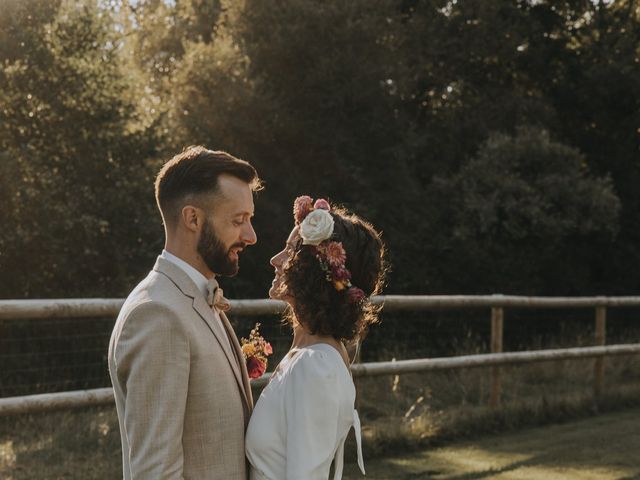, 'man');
108,146,262,479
